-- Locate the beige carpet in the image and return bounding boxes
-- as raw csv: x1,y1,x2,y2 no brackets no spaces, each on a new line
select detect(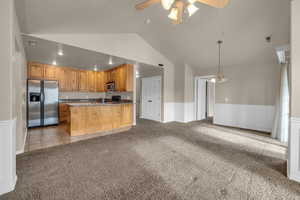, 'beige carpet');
2,119,299,200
